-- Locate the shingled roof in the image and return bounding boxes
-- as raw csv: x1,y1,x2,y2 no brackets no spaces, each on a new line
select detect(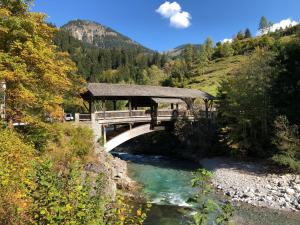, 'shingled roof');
86,83,214,100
